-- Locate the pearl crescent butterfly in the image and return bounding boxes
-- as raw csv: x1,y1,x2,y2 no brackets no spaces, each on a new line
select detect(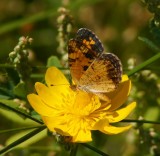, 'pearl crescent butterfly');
68,28,122,101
